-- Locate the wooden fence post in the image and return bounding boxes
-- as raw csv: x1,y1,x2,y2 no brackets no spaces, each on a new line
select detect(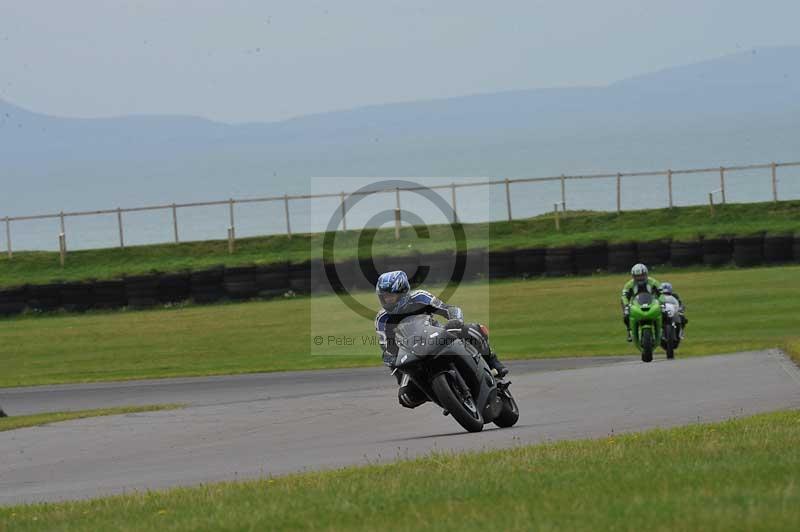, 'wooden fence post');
284,194,292,239
340,191,347,231
227,227,235,254
667,169,673,208
228,198,236,253
4,217,11,258
771,162,778,202
59,211,67,252
719,167,727,204
58,233,66,267
504,178,513,221
394,187,402,239
560,174,566,211
172,203,179,243
451,183,458,224
708,193,715,216
616,173,622,213
554,203,560,231
117,208,125,248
